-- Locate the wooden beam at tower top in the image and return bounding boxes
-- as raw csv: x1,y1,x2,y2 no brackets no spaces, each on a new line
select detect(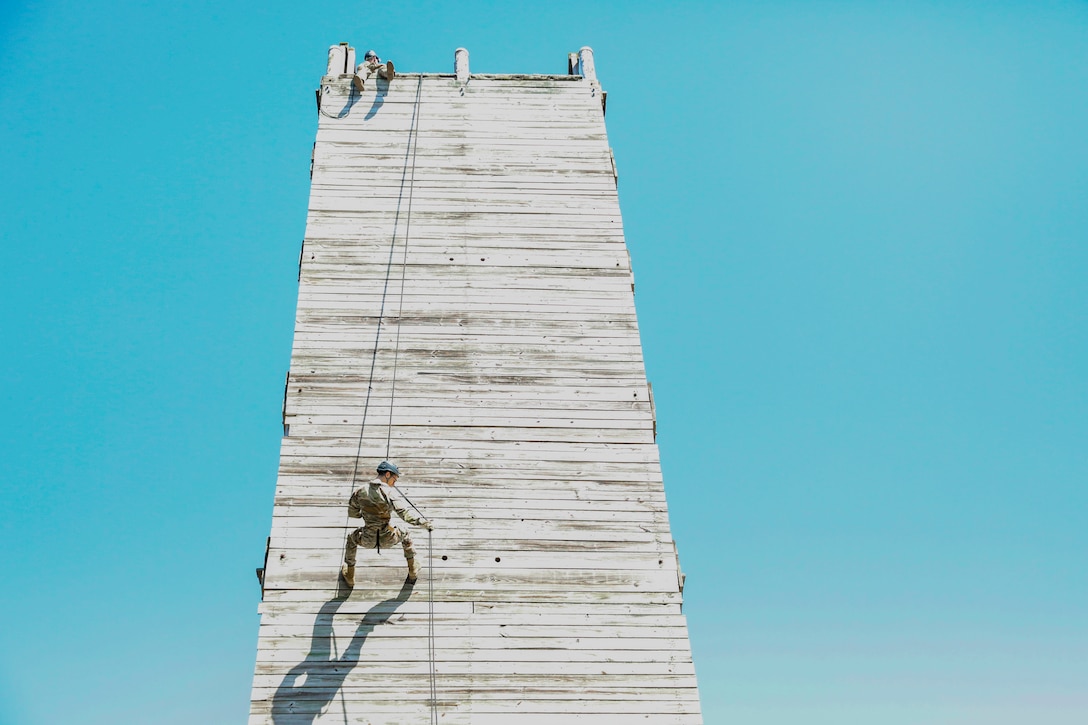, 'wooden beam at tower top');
250,45,703,725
